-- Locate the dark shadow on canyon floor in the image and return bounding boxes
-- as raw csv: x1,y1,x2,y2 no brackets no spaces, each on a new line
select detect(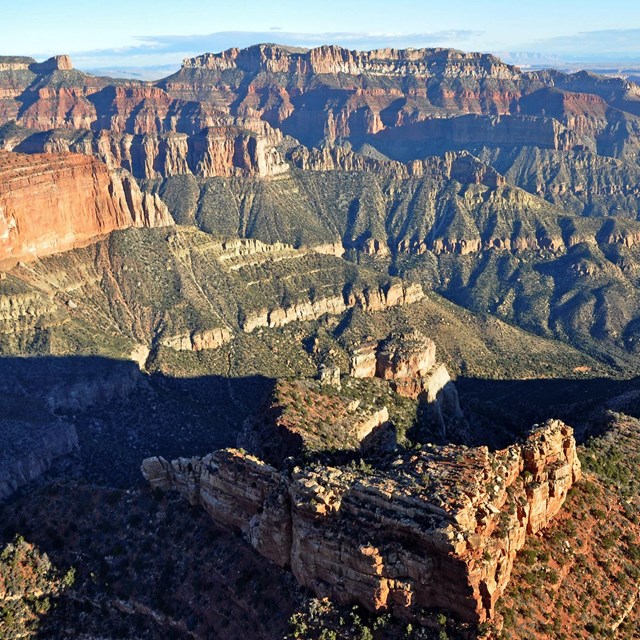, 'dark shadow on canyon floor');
2,354,640,639
3,354,640,485
457,374,640,448
0,354,277,487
